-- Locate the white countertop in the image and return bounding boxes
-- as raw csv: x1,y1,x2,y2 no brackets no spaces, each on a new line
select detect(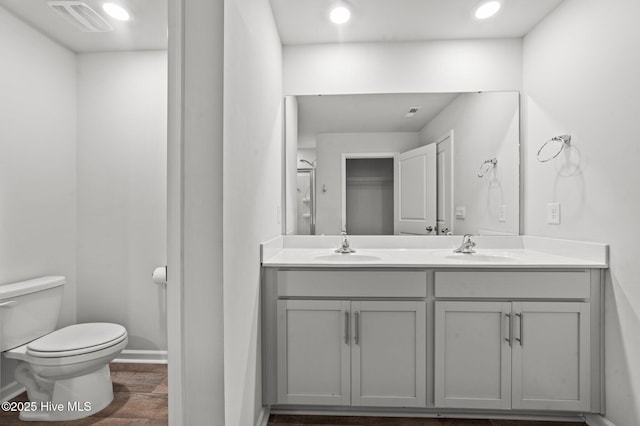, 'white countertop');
261,236,608,269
